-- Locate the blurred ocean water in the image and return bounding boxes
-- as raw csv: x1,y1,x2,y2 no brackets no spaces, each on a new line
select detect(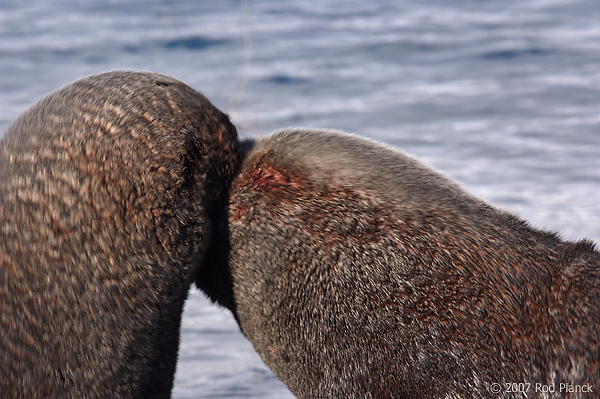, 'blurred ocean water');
1,1,599,397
